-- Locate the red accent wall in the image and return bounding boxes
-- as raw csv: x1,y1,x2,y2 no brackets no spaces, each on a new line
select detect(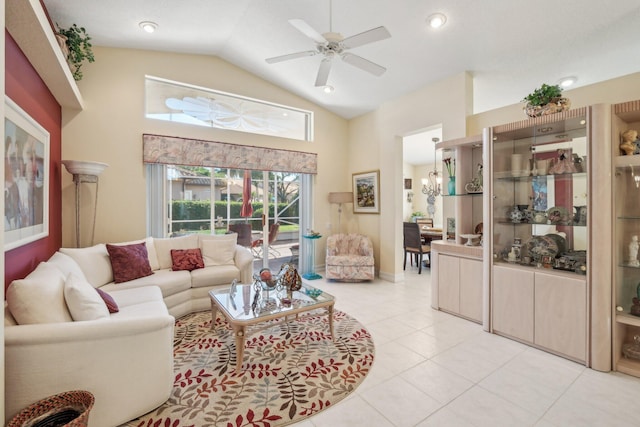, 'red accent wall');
5,30,62,289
